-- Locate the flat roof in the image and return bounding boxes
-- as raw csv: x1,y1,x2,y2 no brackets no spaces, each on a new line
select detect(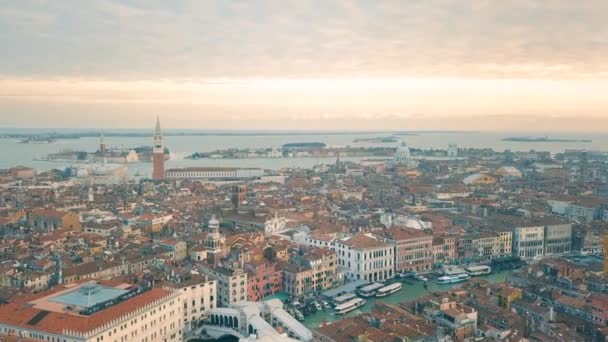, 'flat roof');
50,283,128,309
